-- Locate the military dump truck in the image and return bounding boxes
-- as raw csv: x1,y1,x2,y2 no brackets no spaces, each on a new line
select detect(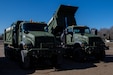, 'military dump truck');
4,20,61,69
47,5,106,61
